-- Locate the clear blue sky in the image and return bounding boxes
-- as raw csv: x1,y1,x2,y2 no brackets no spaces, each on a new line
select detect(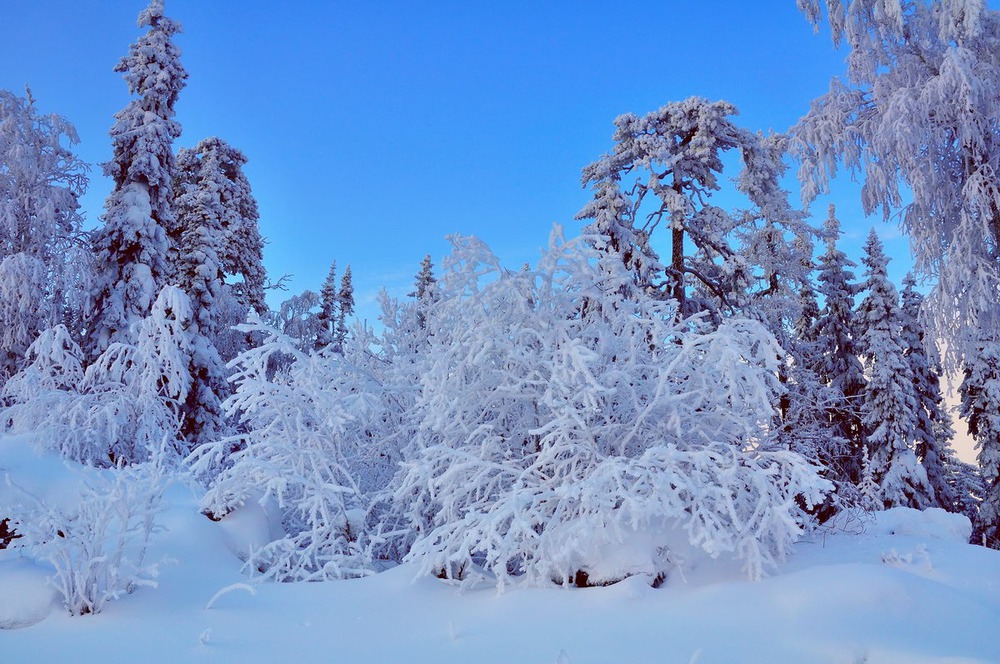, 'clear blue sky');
0,1,905,323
